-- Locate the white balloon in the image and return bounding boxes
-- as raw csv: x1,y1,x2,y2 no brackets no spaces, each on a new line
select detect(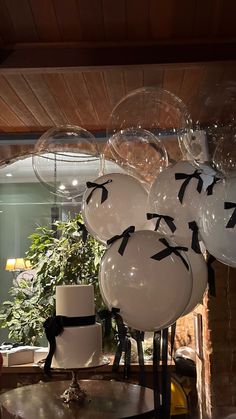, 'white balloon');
181,250,208,316
99,230,193,331
148,161,215,244
199,177,236,267
82,173,149,244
